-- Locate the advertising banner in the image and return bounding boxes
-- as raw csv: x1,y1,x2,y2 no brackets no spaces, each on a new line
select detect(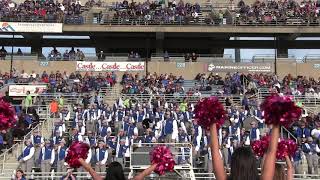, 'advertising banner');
9,85,47,96
207,63,274,73
76,61,145,72
0,22,63,33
